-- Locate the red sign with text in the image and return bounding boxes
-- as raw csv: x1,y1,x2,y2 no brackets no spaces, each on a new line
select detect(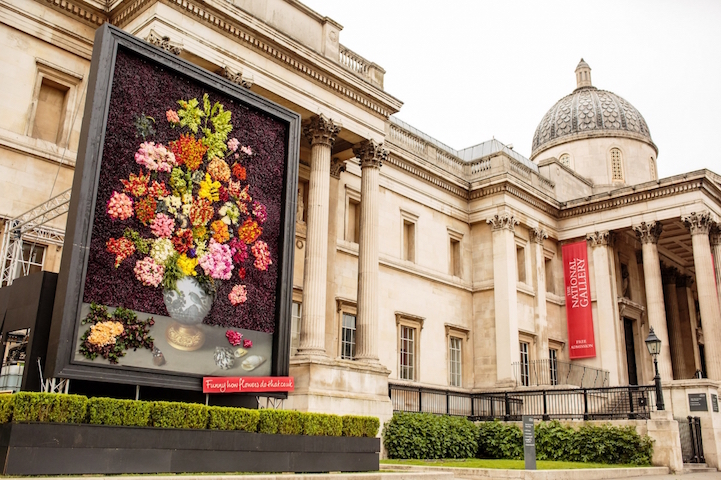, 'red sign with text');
203,376,294,394
562,241,596,359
